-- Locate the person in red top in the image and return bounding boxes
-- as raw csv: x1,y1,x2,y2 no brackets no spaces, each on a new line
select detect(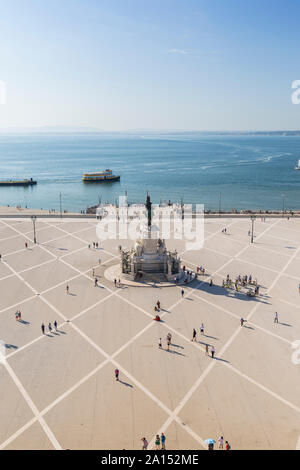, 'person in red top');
225,440,231,450
114,369,119,381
